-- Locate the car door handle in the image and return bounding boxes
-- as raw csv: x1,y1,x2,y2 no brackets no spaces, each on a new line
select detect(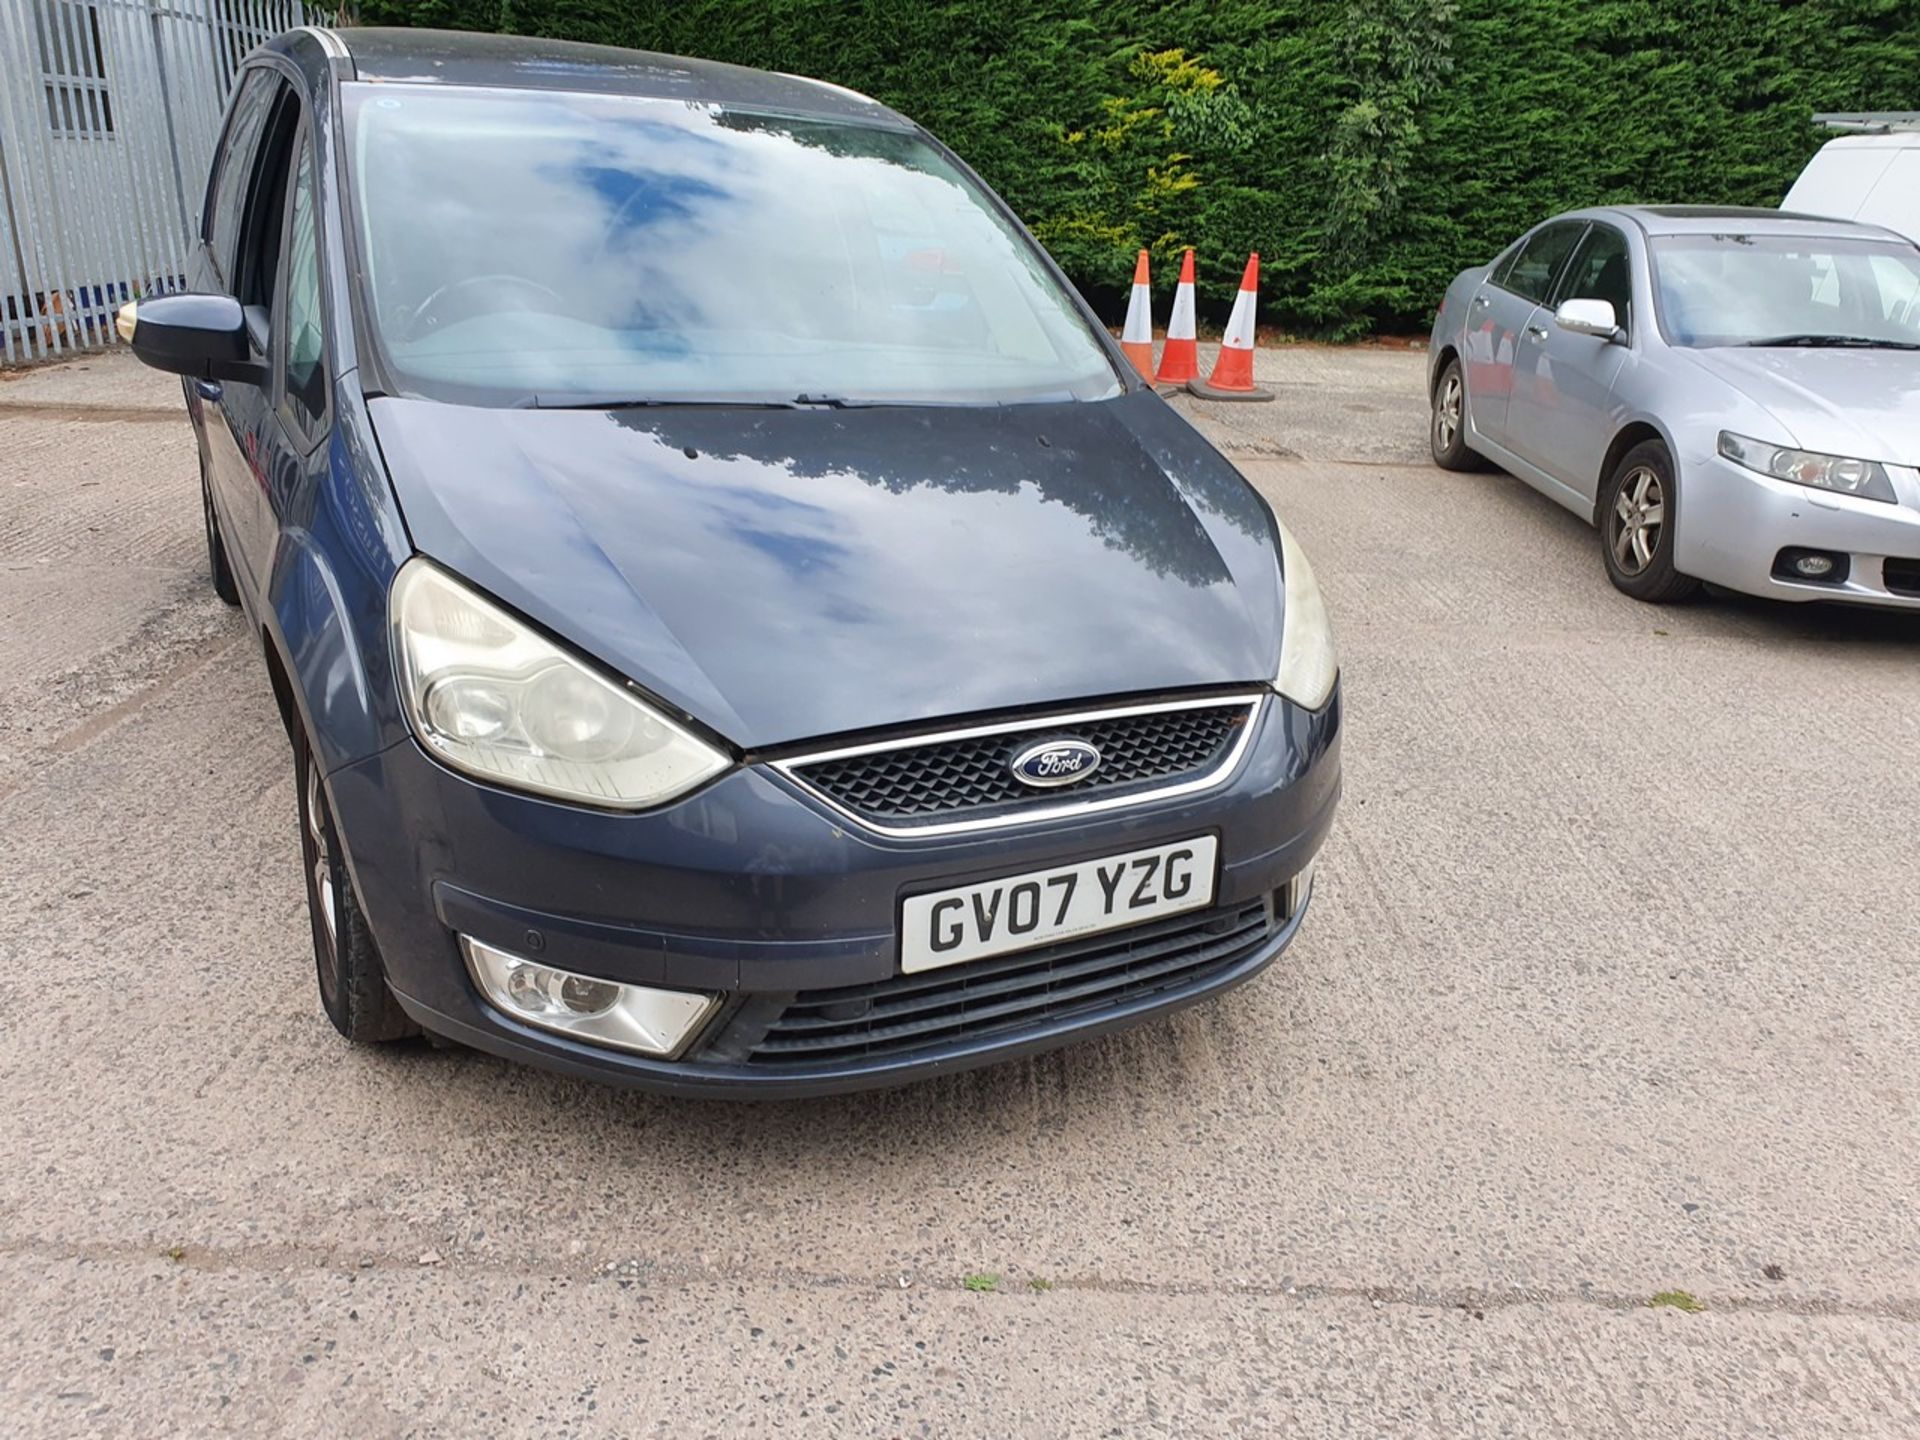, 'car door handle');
1471,295,1491,309
194,379,223,401
1525,324,1549,340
